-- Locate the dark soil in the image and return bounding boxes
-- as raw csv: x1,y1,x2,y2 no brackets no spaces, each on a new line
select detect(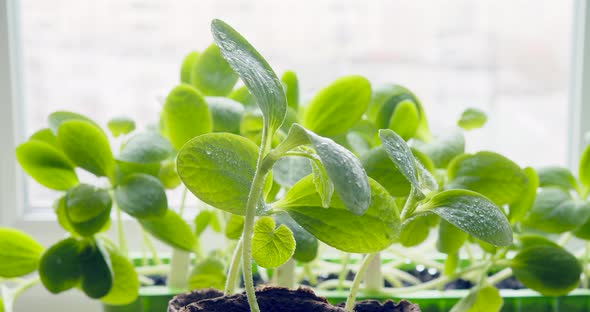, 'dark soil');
170,287,420,312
